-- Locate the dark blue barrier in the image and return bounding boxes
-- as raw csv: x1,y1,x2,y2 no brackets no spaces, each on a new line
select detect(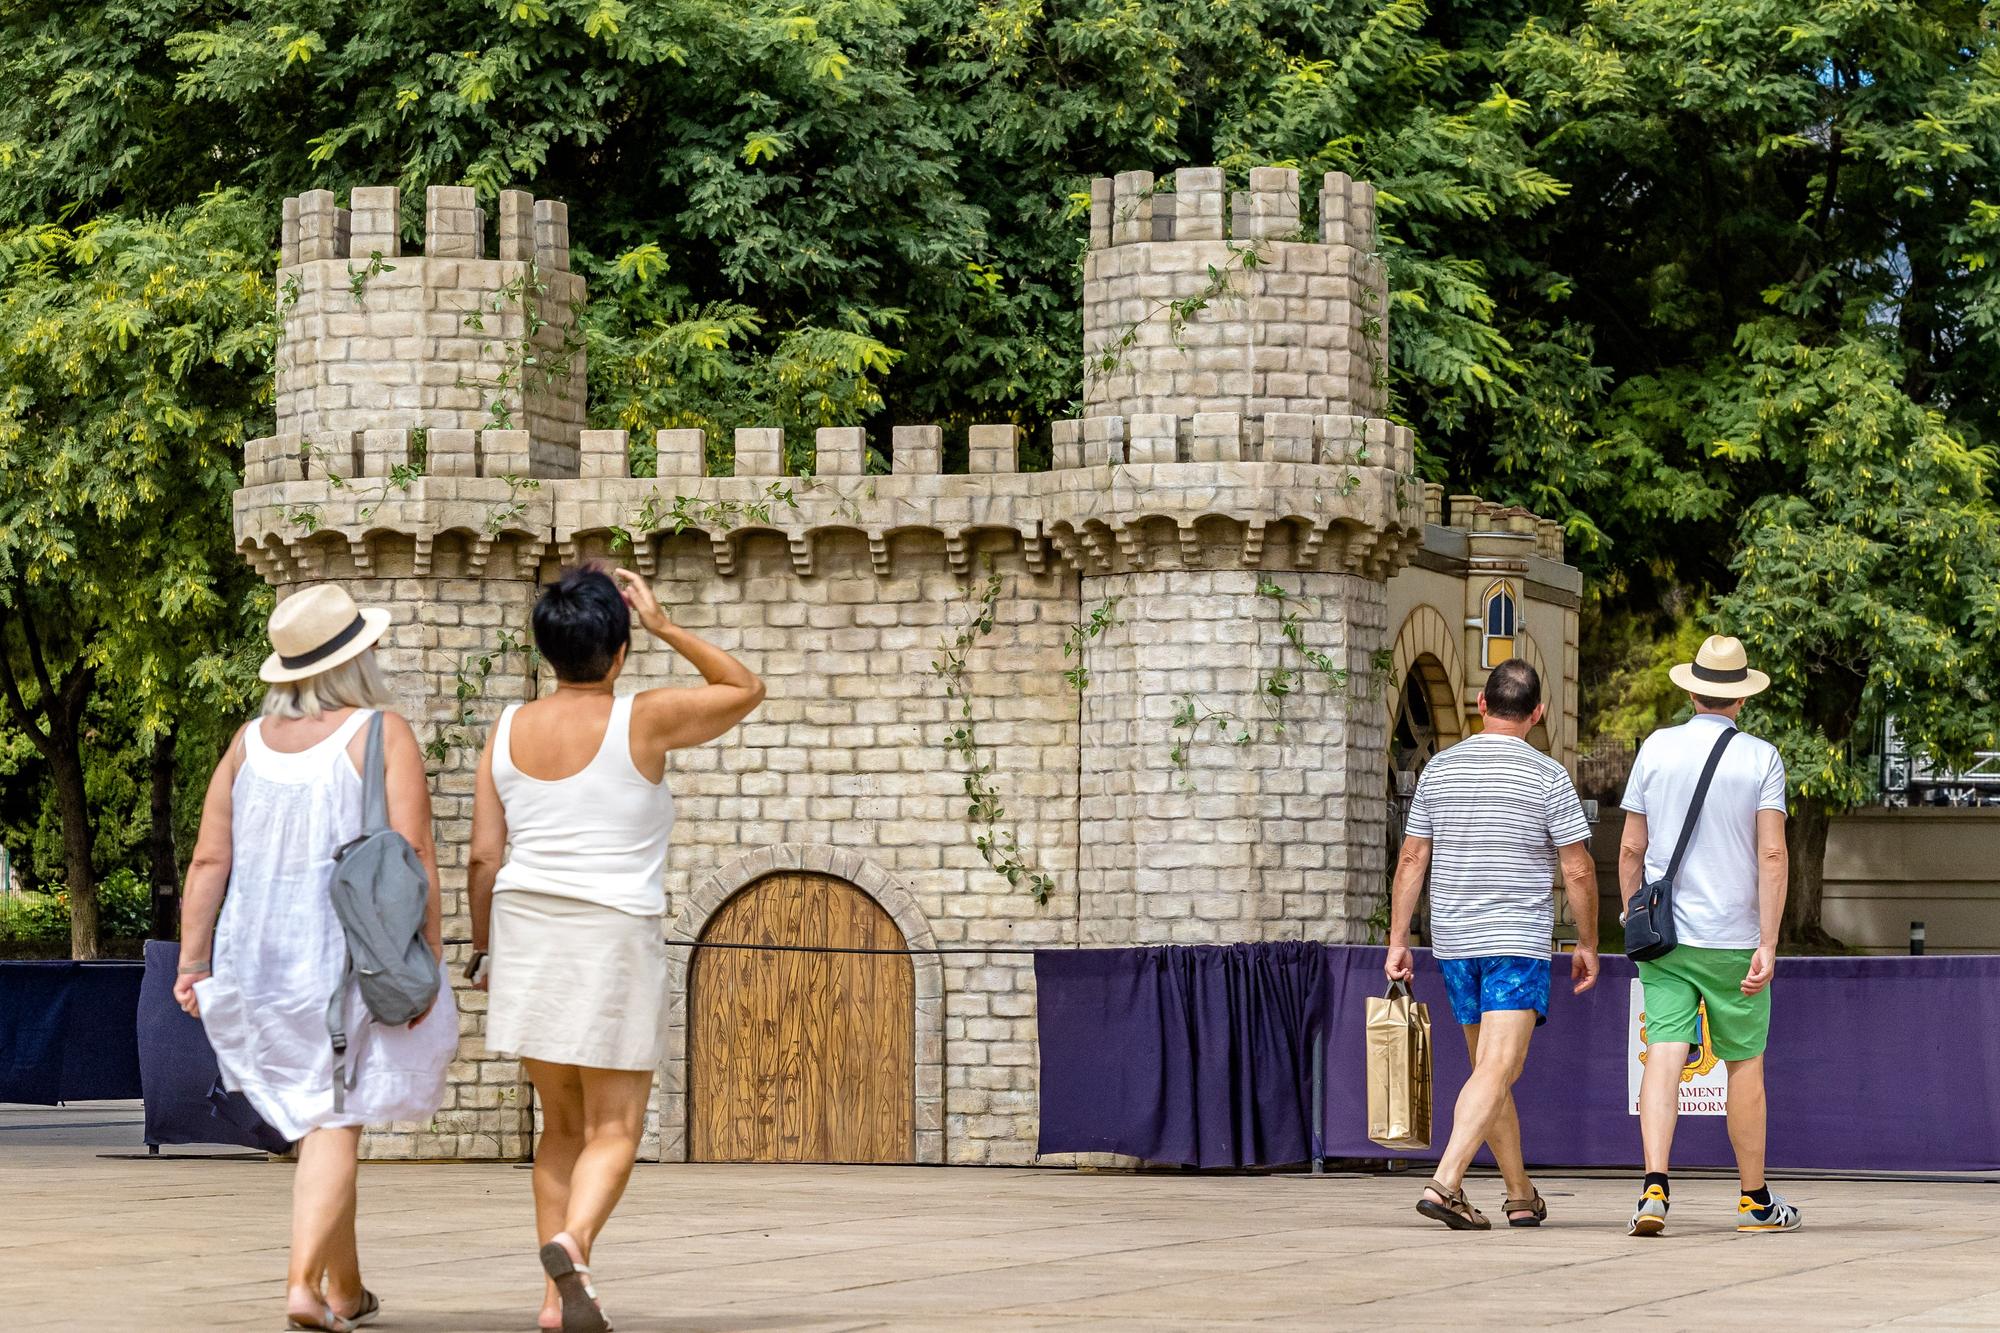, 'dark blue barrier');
137,940,289,1152
0,959,144,1104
